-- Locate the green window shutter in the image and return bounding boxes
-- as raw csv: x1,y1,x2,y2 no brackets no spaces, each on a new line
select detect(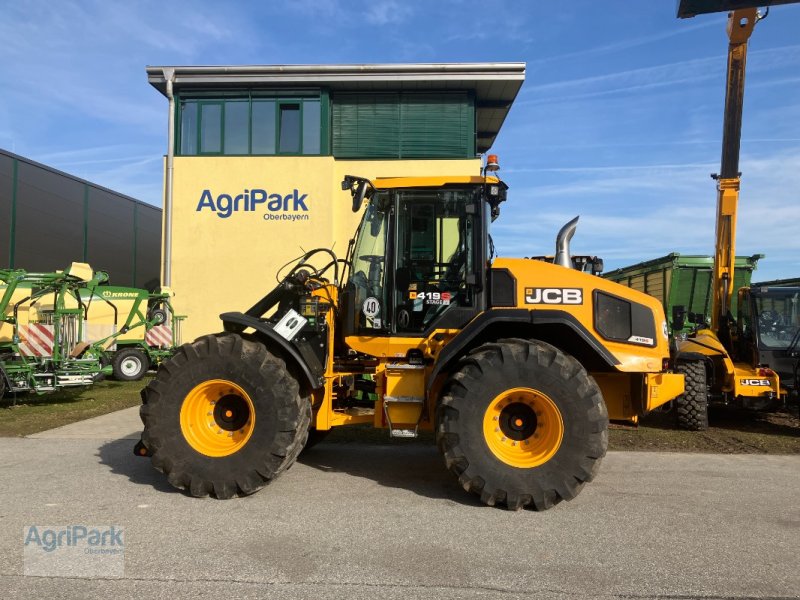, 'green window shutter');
399,92,473,158
331,97,355,156
332,92,474,159
333,93,400,158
